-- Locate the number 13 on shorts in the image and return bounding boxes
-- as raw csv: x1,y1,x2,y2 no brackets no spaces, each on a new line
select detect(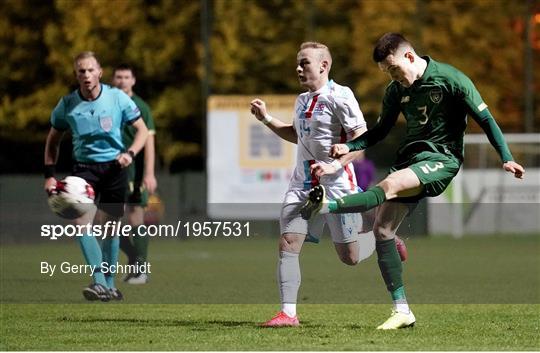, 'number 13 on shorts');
419,162,444,174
